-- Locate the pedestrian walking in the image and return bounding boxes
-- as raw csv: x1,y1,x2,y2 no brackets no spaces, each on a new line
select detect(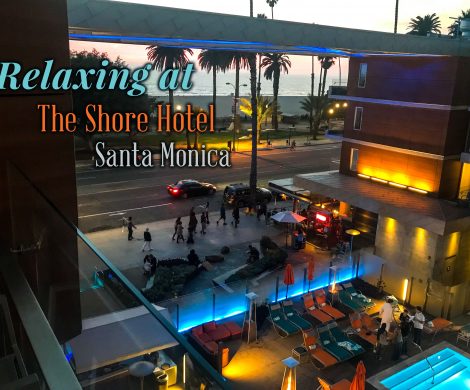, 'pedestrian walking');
142,228,153,252
121,217,128,232
200,213,207,234
379,298,394,332
375,323,389,360
127,216,137,240
176,222,184,243
198,201,210,224
412,306,425,346
189,210,198,234
391,324,403,361
231,206,240,228
172,217,181,240
217,204,227,225
399,309,412,356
